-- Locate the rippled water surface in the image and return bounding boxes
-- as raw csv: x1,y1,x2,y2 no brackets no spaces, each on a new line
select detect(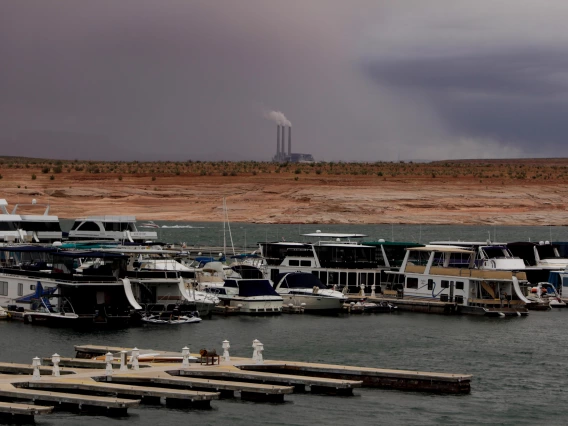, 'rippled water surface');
3,223,568,425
